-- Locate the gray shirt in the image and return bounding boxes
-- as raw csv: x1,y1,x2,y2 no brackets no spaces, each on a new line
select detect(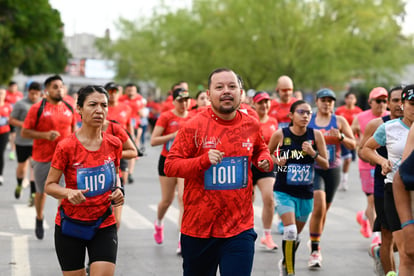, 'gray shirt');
10,97,39,146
